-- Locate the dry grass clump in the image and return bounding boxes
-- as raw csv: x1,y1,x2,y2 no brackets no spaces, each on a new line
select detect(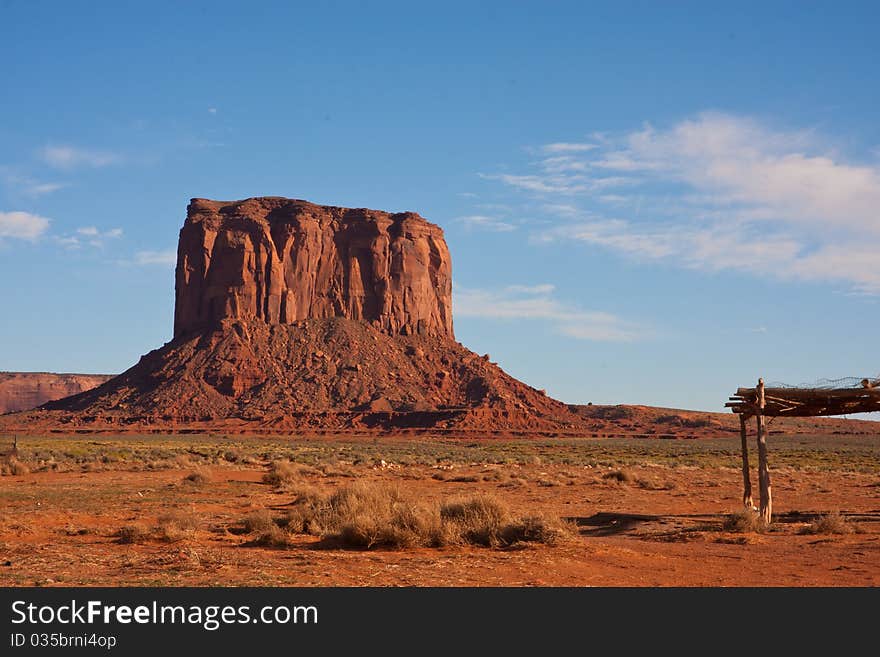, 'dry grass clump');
1,455,31,476
155,512,198,542
437,495,571,546
116,512,199,544
498,515,576,546
317,462,357,478
602,469,634,483
497,471,528,488
722,509,767,534
440,495,510,546
262,460,319,487
251,524,295,548
242,509,276,534
116,524,149,544
276,484,573,550
802,512,855,535
183,468,211,486
448,474,481,483
287,482,443,548
636,477,677,491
